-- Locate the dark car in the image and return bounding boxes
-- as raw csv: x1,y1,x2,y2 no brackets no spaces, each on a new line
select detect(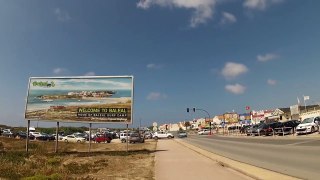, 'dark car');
129,133,145,143
253,122,282,136
35,133,55,141
15,131,35,140
240,125,251,134
274,120,301,135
